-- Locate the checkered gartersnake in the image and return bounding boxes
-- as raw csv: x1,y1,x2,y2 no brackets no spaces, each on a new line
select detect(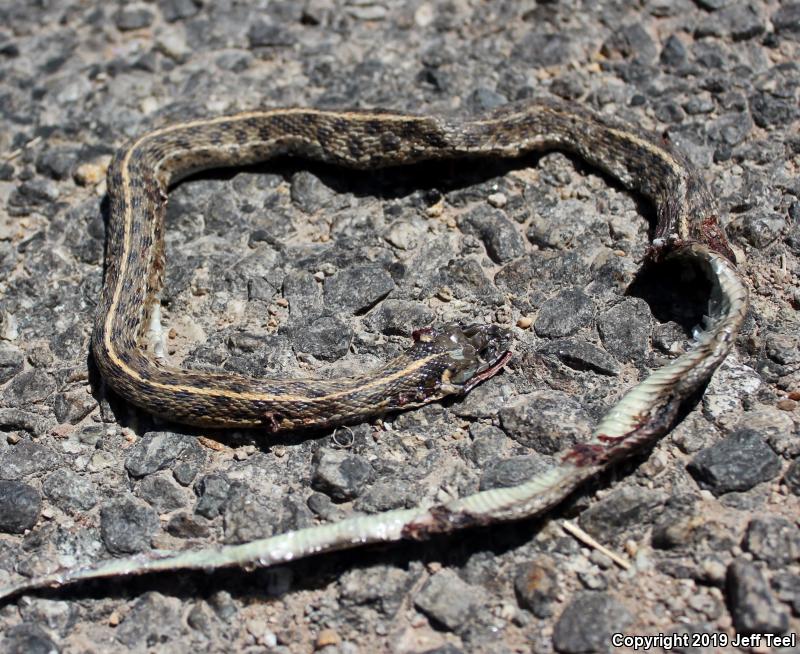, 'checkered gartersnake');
0,96,748,599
